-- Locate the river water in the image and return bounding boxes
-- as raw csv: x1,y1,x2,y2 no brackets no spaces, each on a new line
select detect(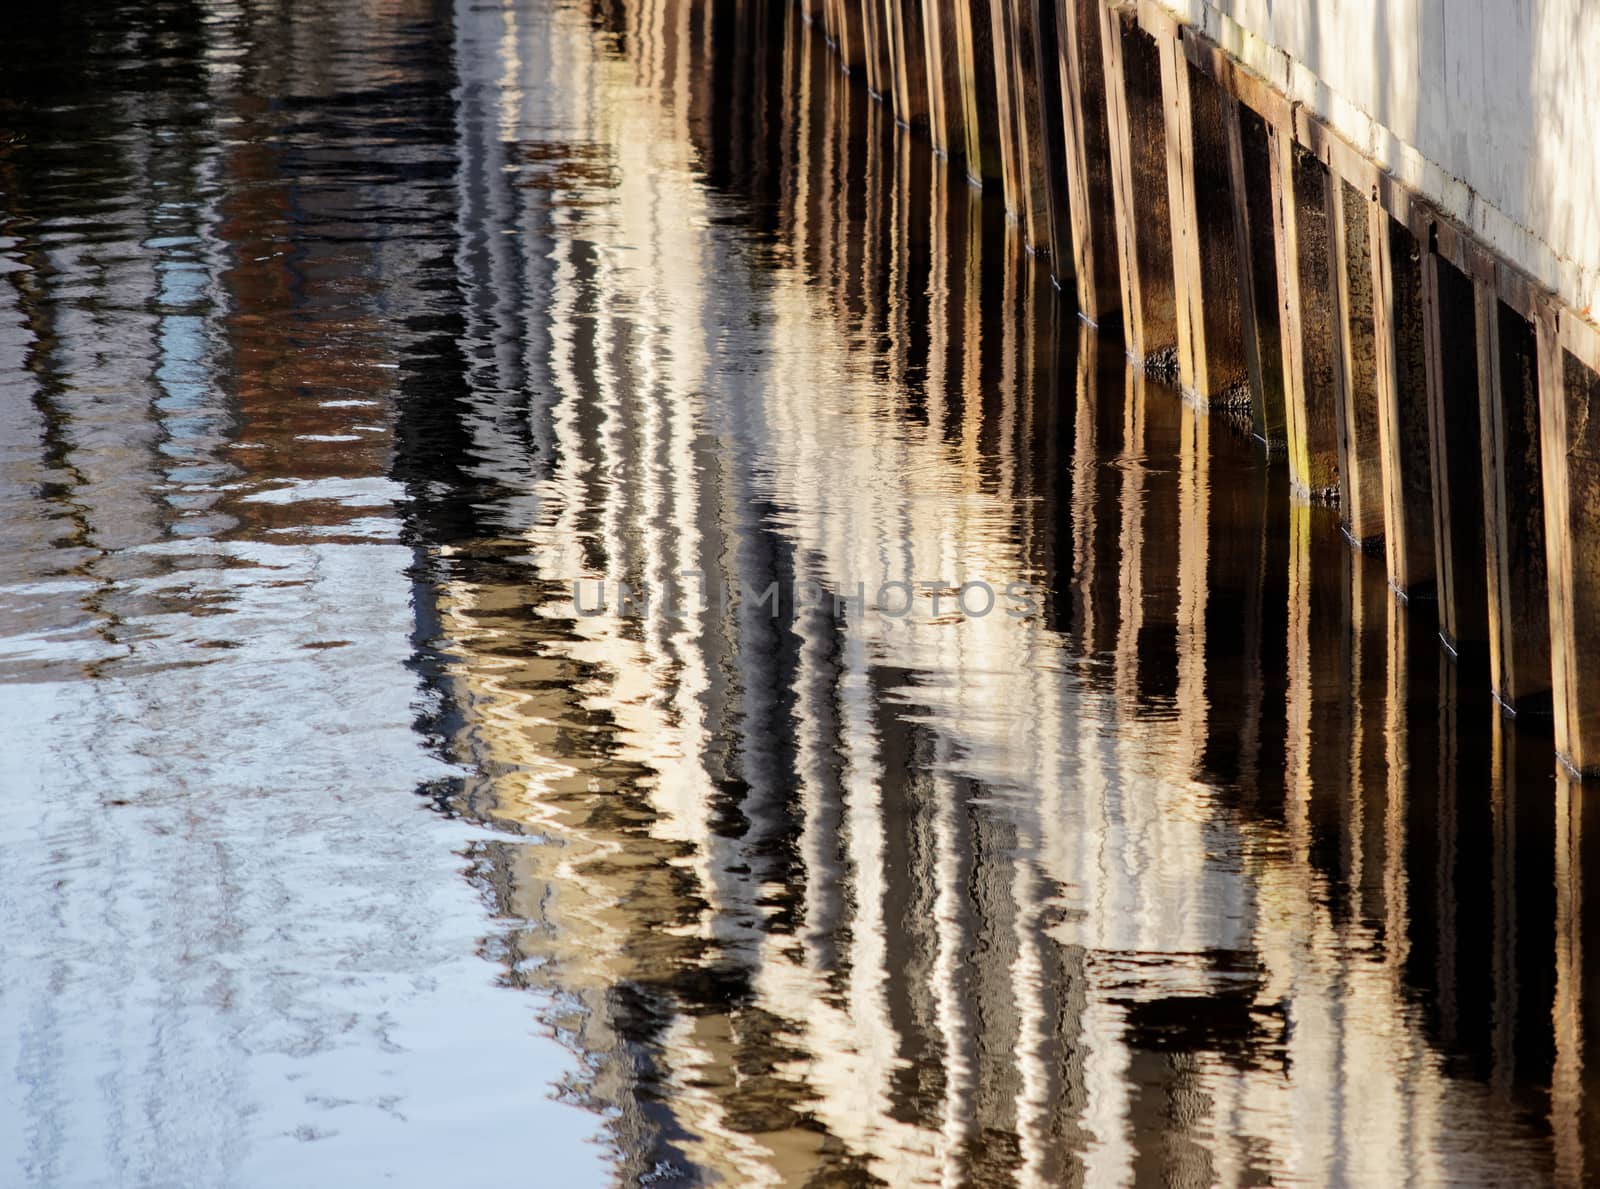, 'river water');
0,0,1595,1185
